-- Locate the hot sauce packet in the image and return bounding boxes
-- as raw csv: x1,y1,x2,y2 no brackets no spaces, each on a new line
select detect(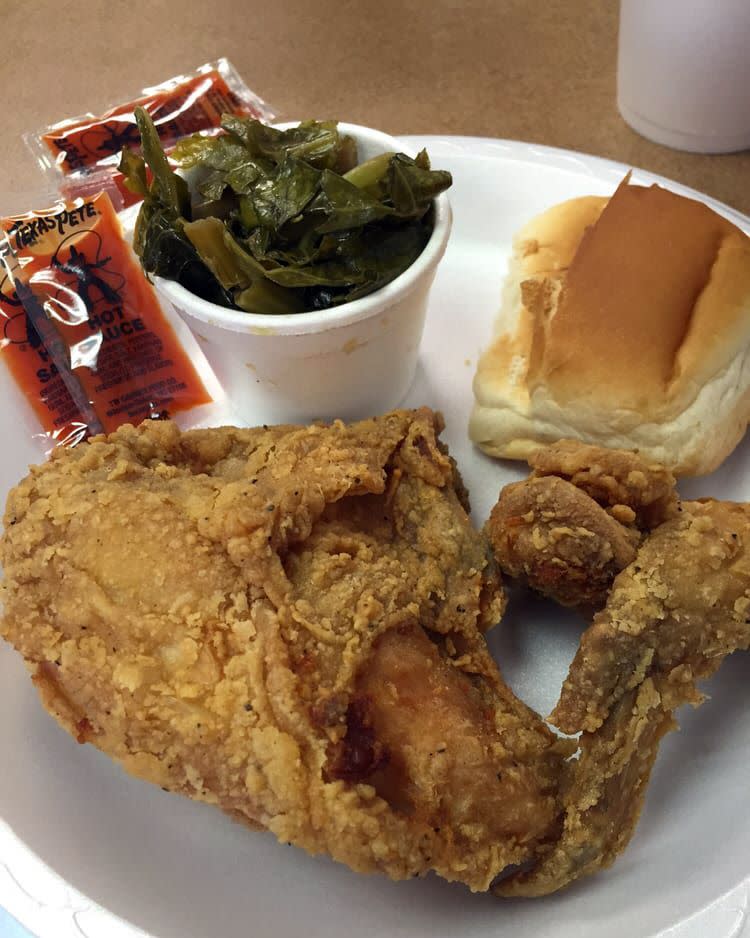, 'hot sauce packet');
26,59,276,210
0,192,212,448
